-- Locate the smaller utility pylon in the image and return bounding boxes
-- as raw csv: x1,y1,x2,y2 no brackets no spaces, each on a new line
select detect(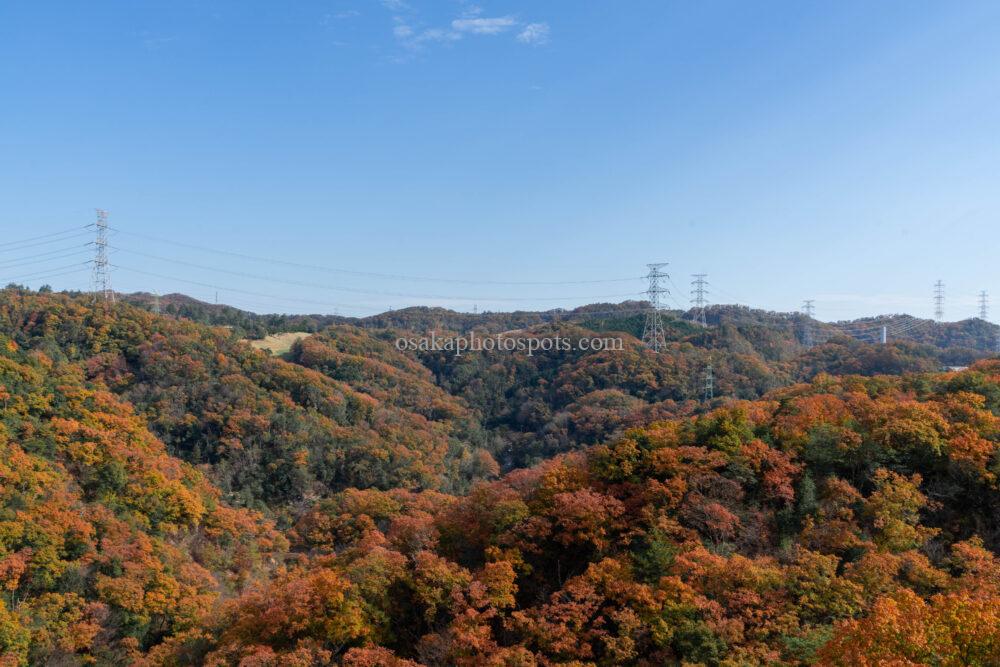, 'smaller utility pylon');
979,291,989,320
934,280,945,321
691,274,709,327
802,300,815,348
152,291,161,315
703,363,714,401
